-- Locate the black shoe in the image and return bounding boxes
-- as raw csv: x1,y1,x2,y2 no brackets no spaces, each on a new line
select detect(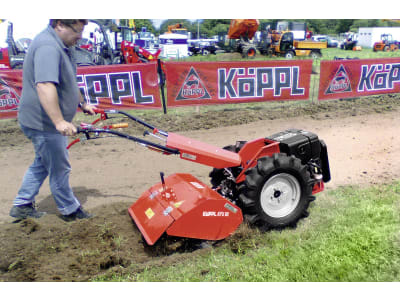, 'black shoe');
60,207,93,222
10,203,46,220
